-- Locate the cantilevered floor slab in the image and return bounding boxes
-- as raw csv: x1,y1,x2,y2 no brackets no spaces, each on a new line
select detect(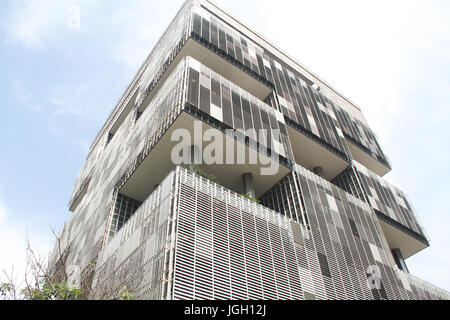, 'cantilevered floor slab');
138,37,273,116
377,218,429,259
287,125,350,181
347,141,391,177
120,111,290,202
